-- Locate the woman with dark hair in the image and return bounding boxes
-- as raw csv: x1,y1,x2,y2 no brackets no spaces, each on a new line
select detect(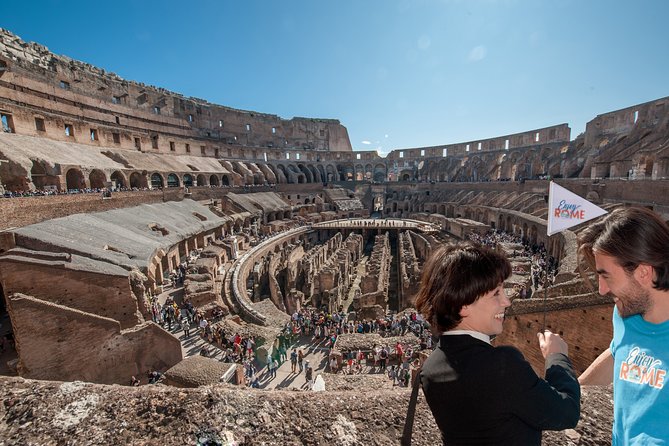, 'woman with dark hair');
416,242,580,445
